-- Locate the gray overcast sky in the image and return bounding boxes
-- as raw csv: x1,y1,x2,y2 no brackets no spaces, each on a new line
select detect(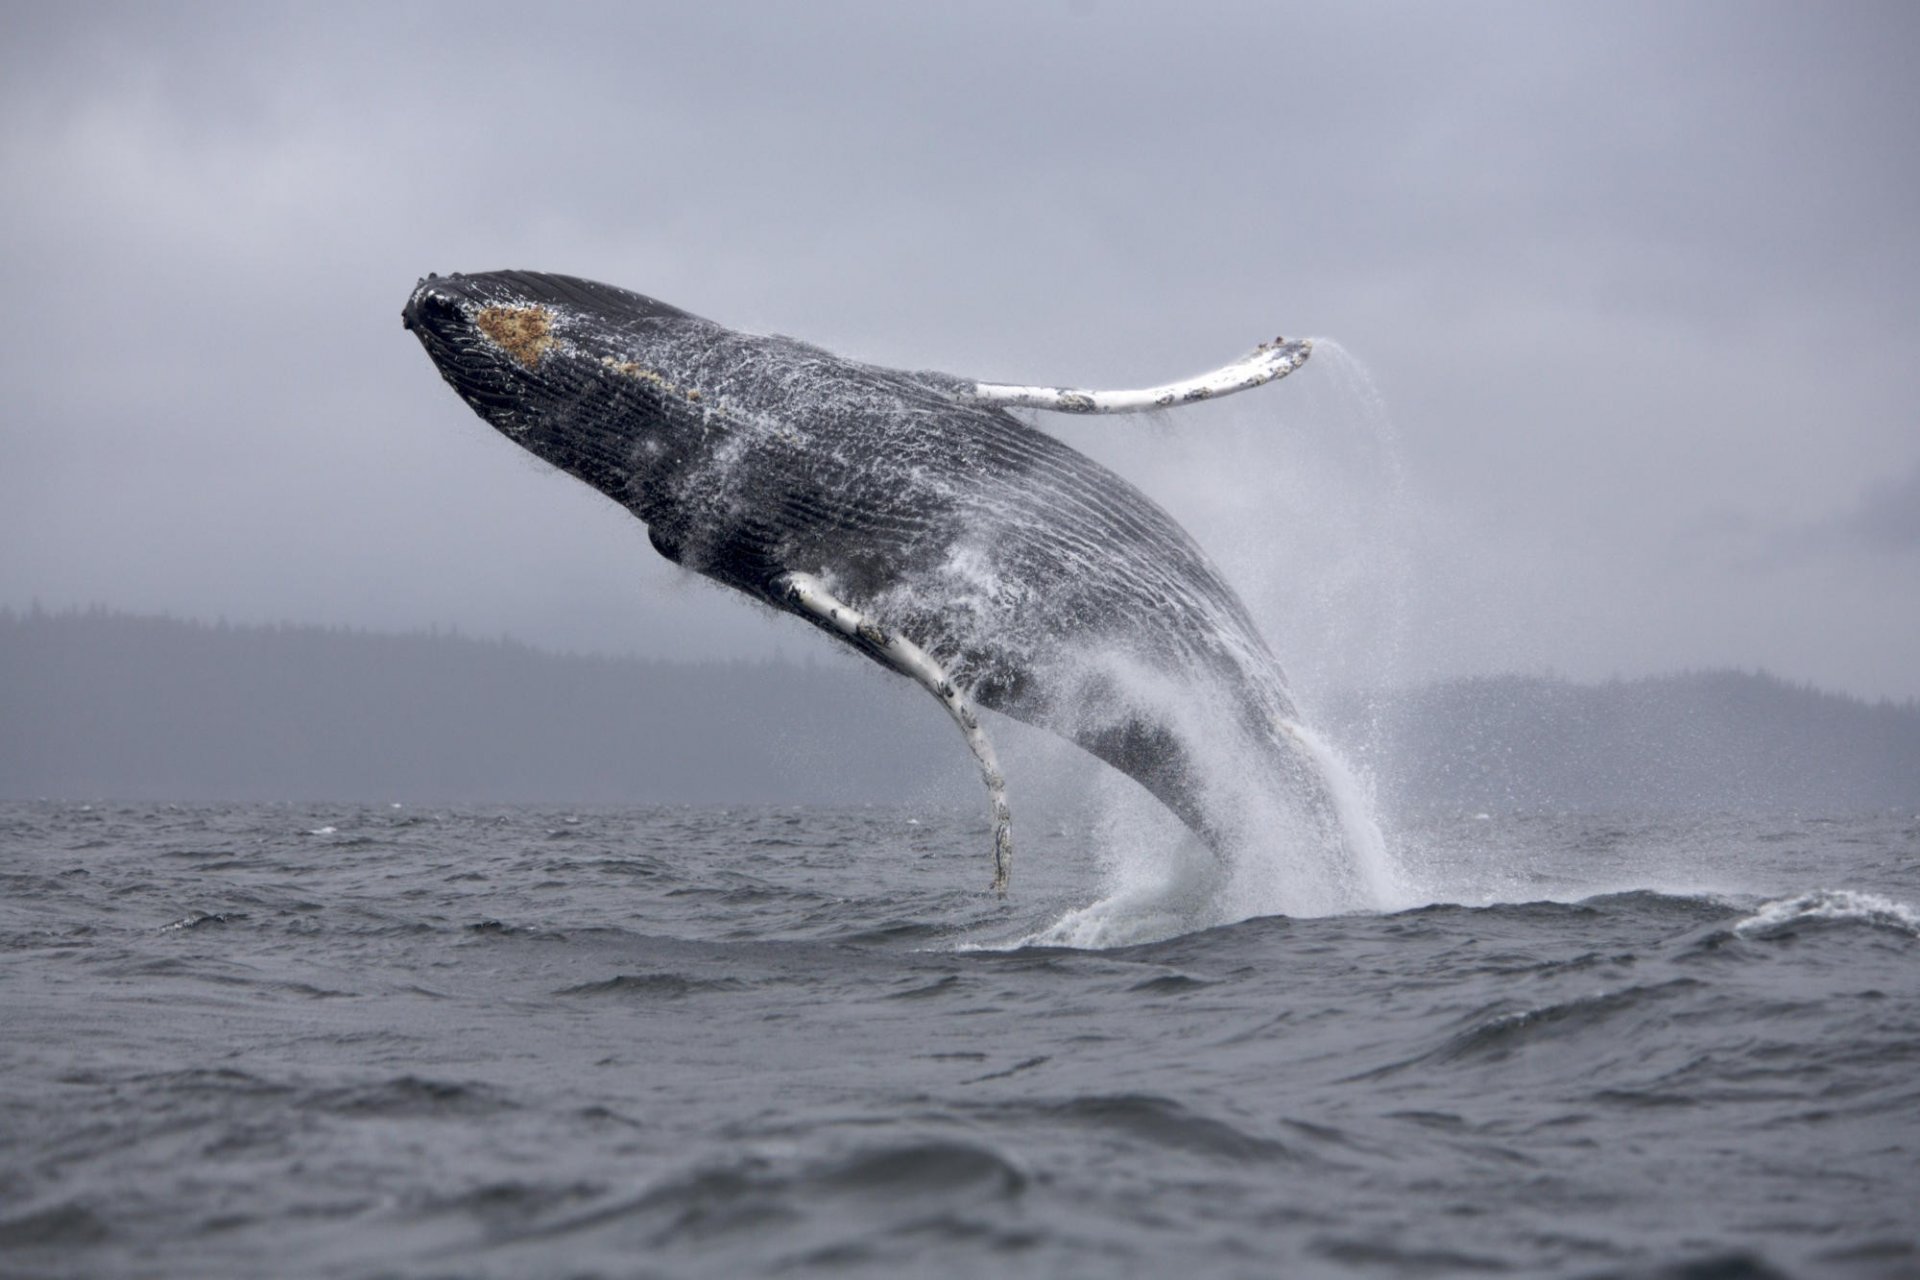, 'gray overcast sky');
3,1,1916,700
